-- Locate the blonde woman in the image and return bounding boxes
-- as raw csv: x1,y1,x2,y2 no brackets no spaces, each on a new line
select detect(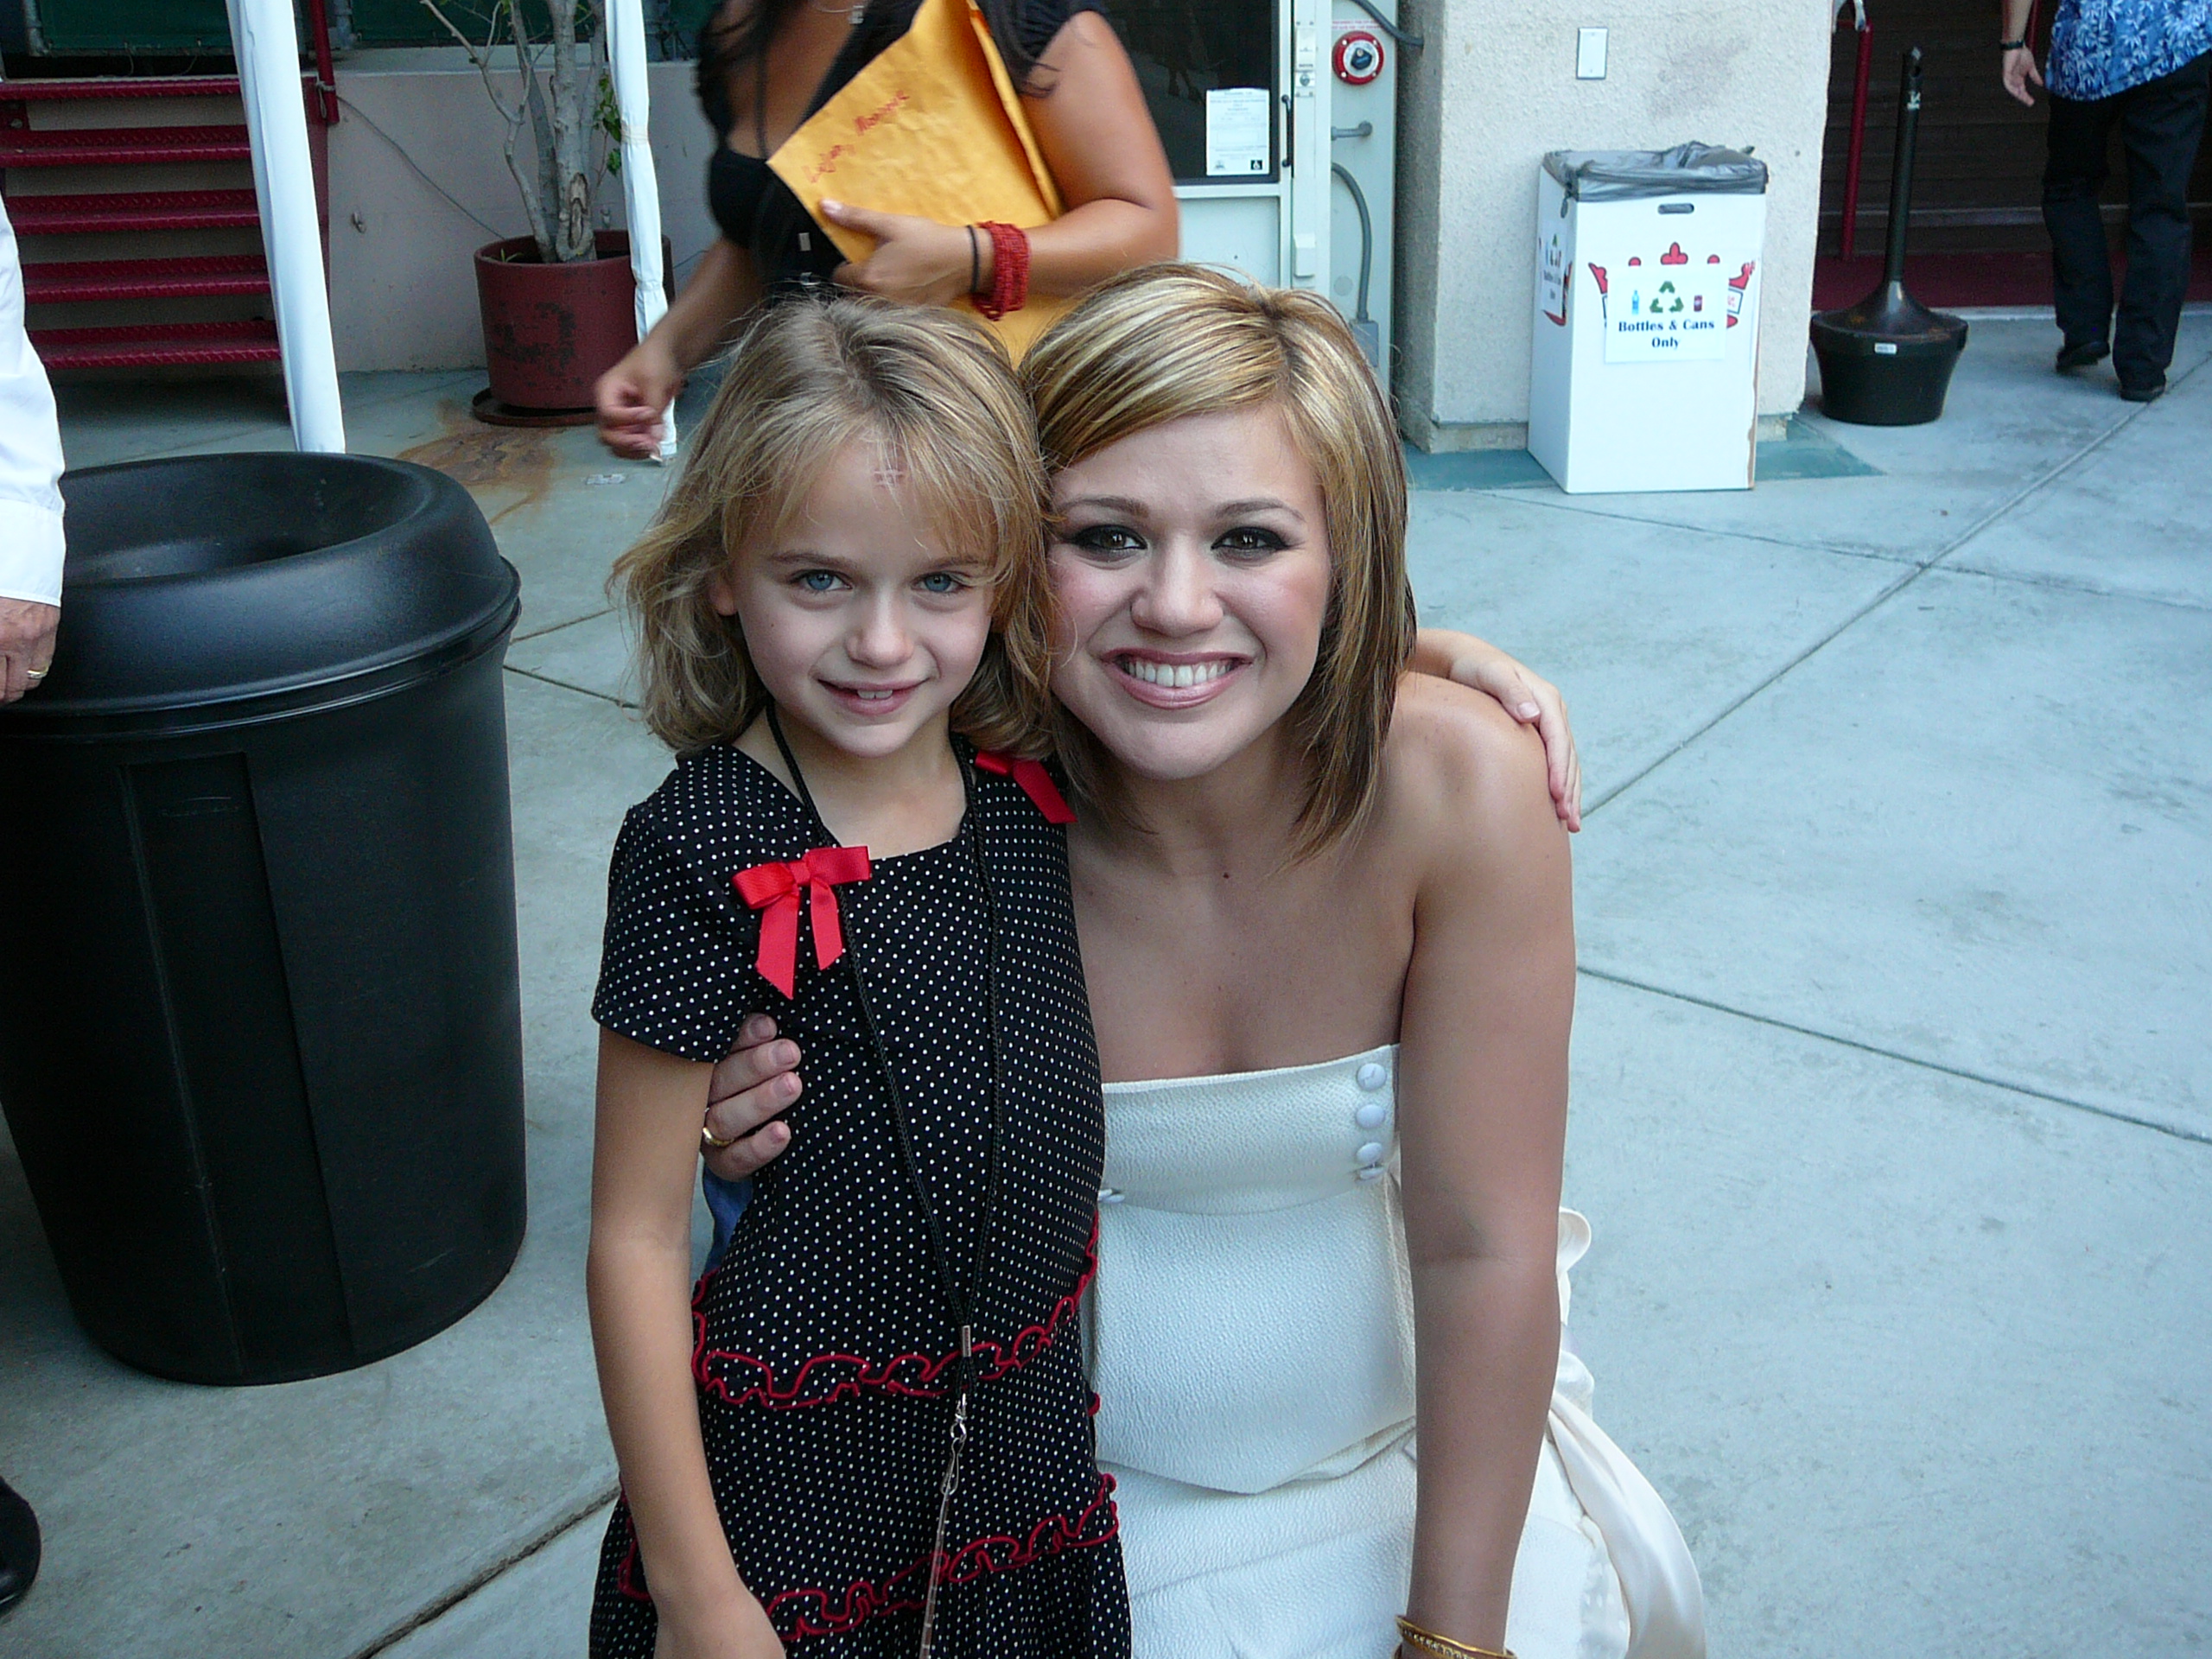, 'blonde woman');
704,267,1696,1659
